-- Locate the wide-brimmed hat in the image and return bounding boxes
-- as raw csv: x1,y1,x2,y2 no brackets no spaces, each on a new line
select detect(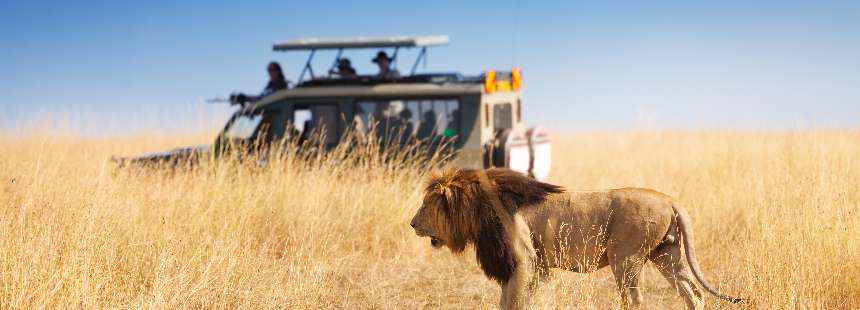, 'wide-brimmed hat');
372,51,393,63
